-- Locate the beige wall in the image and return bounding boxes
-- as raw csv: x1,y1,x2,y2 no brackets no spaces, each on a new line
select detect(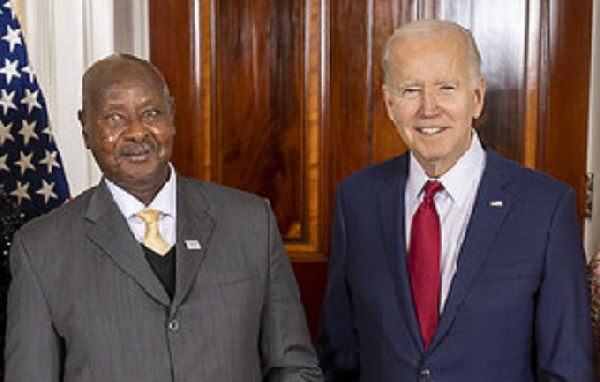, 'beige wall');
12,0,25,30
16,0,148,196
